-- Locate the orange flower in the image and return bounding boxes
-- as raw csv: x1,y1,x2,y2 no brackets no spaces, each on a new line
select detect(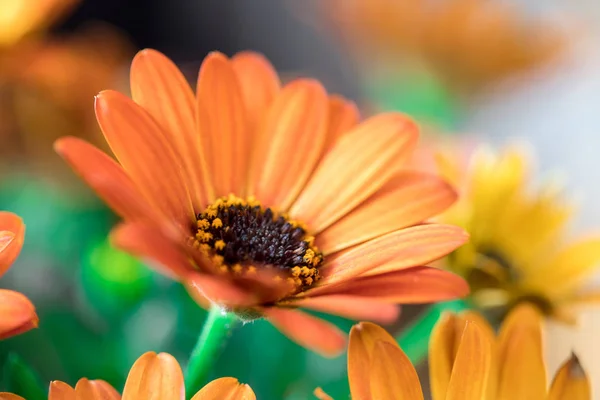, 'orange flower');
55,49,469,355
0,211,38,339
321,0,568,90
316,304,590,399
0,351,255,400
